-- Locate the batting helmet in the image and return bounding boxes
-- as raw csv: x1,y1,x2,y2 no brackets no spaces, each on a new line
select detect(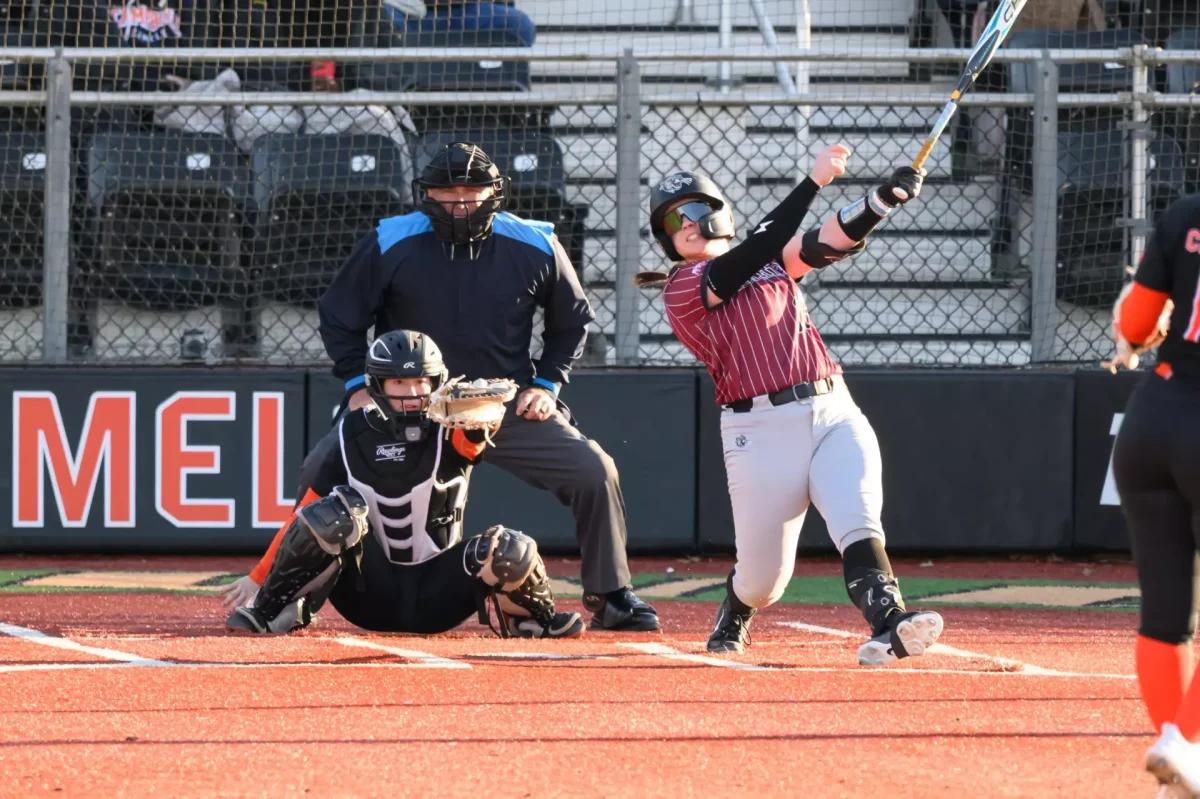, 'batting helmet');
413,142,510,258
364,330,450,440
648,171,736,262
